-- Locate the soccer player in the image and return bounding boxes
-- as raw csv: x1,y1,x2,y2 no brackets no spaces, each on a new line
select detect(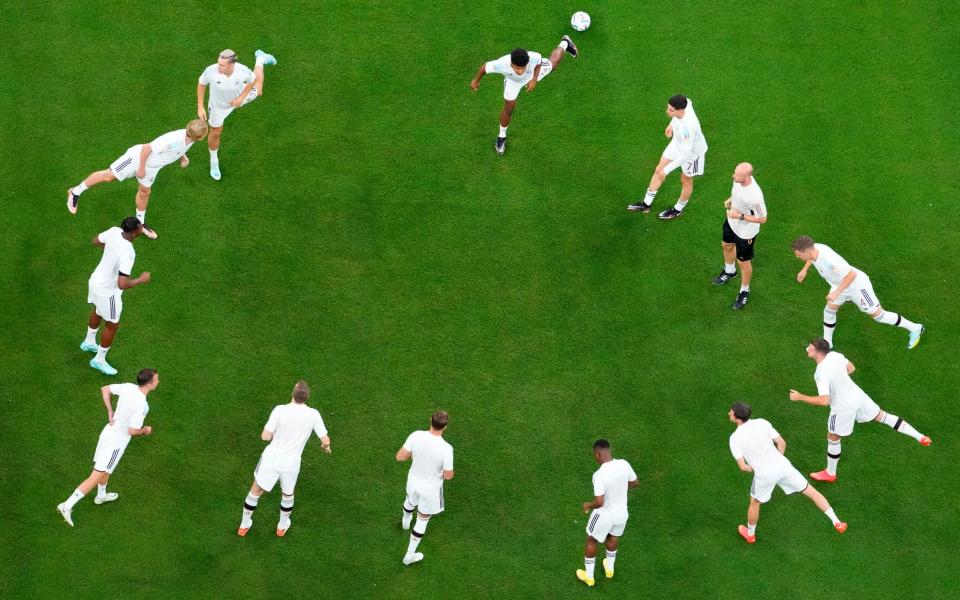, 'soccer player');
728,402,846,544
712,163,767,310
66,120,209,239
470,36,579,155
197,48,277,180
56,369,158,527
791,235,925,349
395,411,454,566
789,338,932,483
237,380,331,537
576,439,638,588
628,94,708,219
83,217,151,376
